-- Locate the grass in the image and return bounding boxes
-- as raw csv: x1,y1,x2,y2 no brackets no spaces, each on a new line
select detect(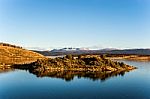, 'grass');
0,43,44,65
